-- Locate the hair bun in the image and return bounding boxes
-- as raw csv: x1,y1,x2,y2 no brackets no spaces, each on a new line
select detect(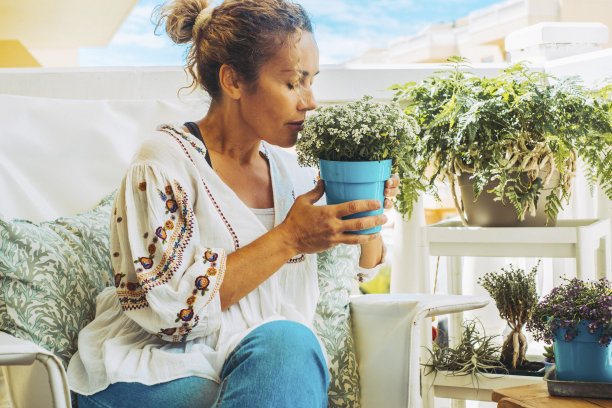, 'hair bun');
154,0,211,44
